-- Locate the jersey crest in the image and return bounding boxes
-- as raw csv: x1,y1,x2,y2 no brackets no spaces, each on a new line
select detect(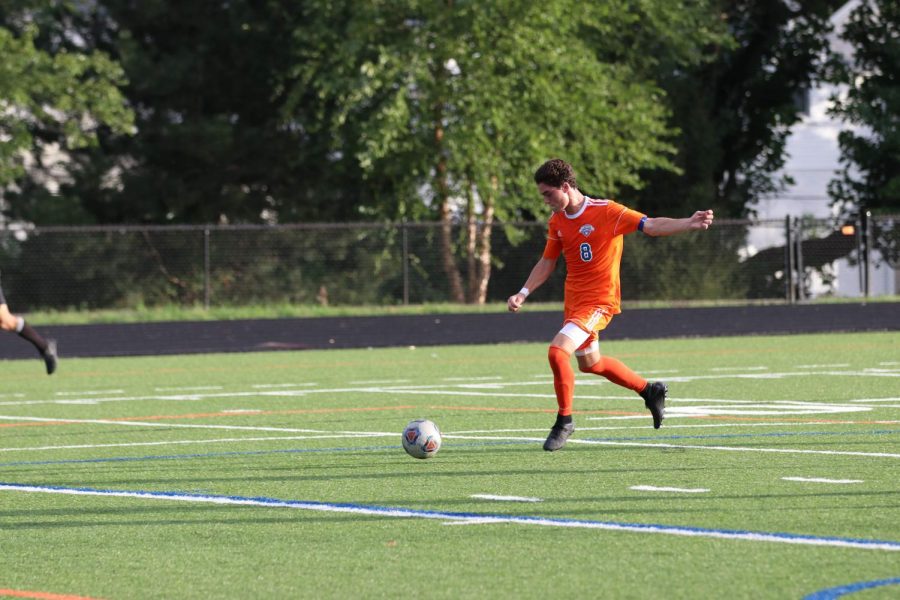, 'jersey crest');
579,224,595,237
